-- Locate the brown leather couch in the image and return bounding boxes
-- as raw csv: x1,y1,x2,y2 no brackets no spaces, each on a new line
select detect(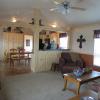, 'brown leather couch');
59,52,85,74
